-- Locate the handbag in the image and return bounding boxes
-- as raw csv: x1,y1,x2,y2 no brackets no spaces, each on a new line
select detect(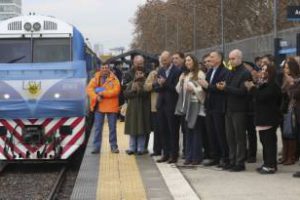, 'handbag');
283,106,297,139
